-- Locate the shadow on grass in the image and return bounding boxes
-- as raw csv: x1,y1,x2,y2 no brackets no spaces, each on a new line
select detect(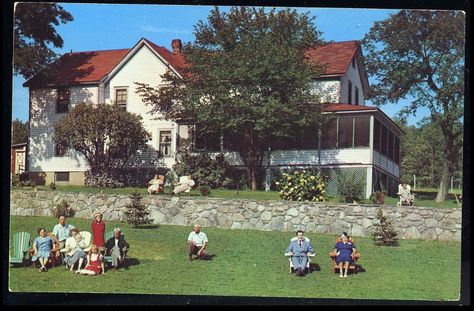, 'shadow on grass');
123,257,140,270
355,264,366,274
309,262,321,273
